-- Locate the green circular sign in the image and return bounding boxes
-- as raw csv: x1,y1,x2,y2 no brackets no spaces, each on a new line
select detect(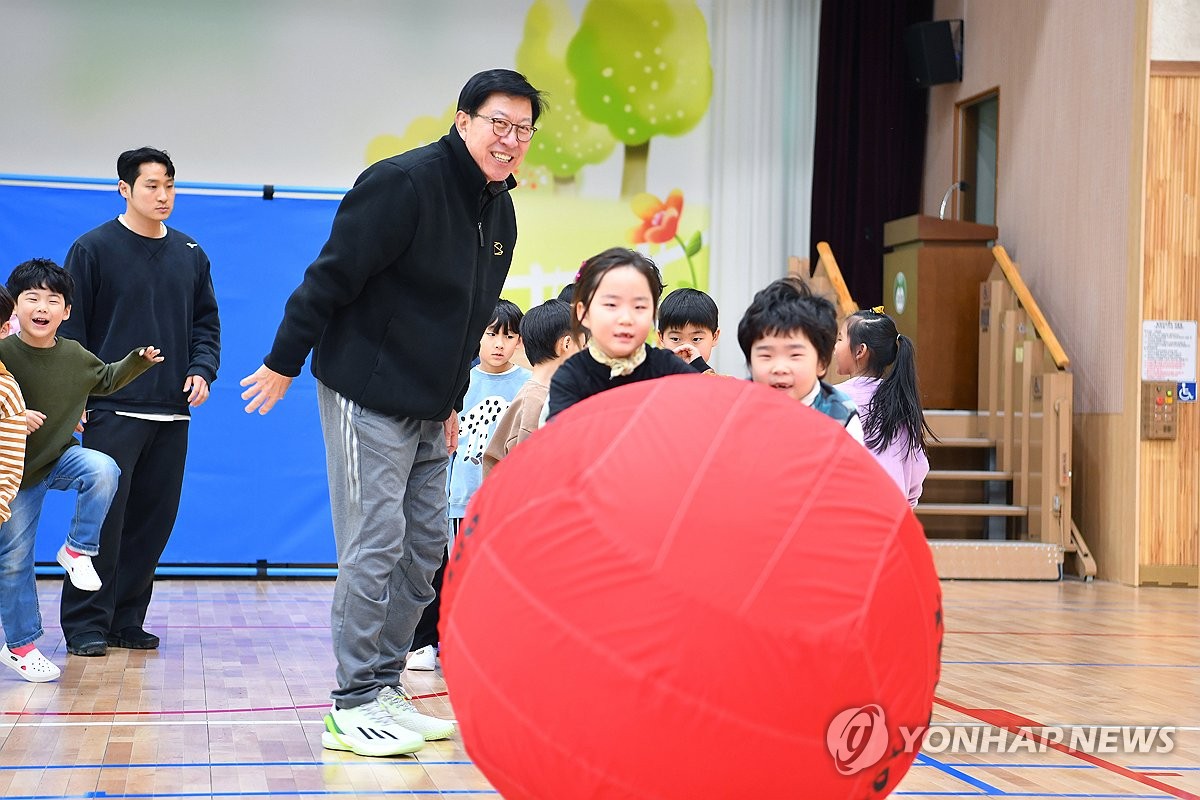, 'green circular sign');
893,272,908,315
